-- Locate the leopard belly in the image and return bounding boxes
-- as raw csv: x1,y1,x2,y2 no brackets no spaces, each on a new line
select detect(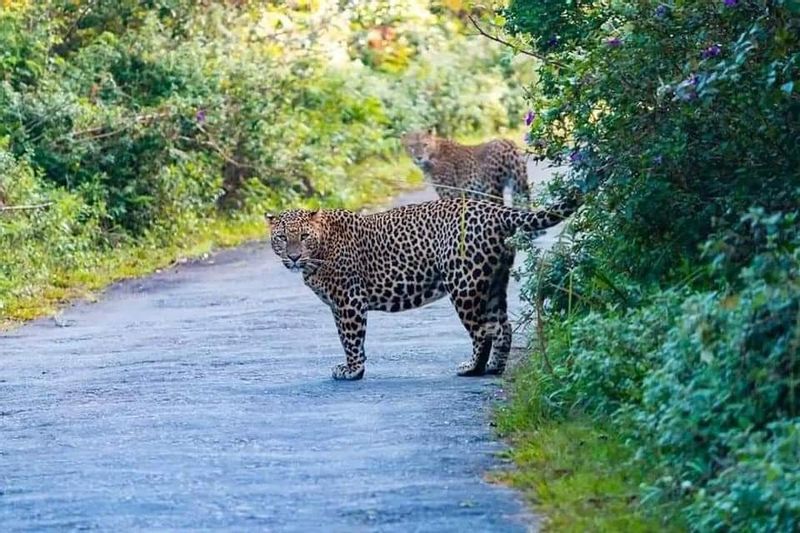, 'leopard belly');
366,276,448,312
